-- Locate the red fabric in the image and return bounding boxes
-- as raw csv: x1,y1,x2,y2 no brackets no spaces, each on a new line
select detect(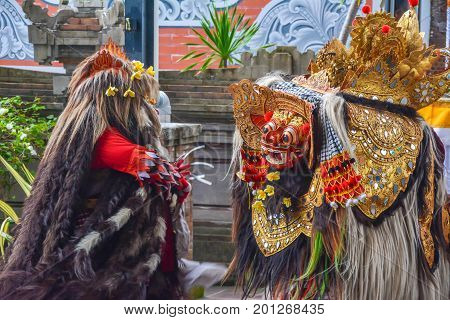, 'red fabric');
160,205,176,273
91,127,146,178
